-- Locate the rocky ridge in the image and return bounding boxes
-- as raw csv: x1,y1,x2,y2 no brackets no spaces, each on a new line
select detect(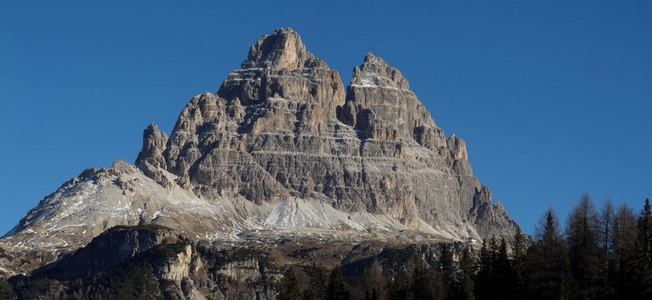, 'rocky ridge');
136,28,516,237
1,28,517,276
